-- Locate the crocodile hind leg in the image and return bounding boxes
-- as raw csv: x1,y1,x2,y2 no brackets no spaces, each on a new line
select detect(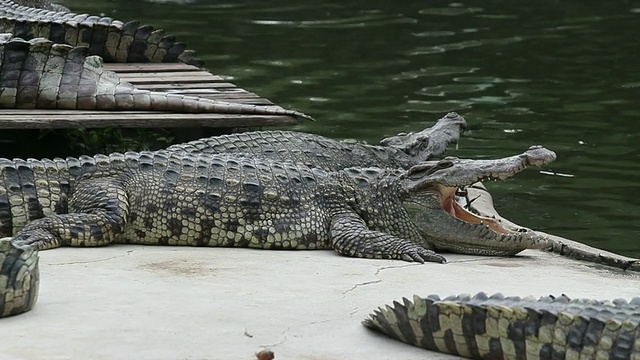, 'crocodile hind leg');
10,177,130,250
330,213,446,263
0,178,129,317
